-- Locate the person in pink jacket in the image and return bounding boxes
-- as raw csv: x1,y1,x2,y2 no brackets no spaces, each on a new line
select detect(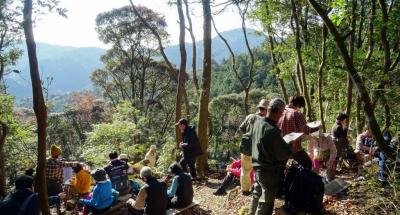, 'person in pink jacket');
213,159,254,195
307,130,337,182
